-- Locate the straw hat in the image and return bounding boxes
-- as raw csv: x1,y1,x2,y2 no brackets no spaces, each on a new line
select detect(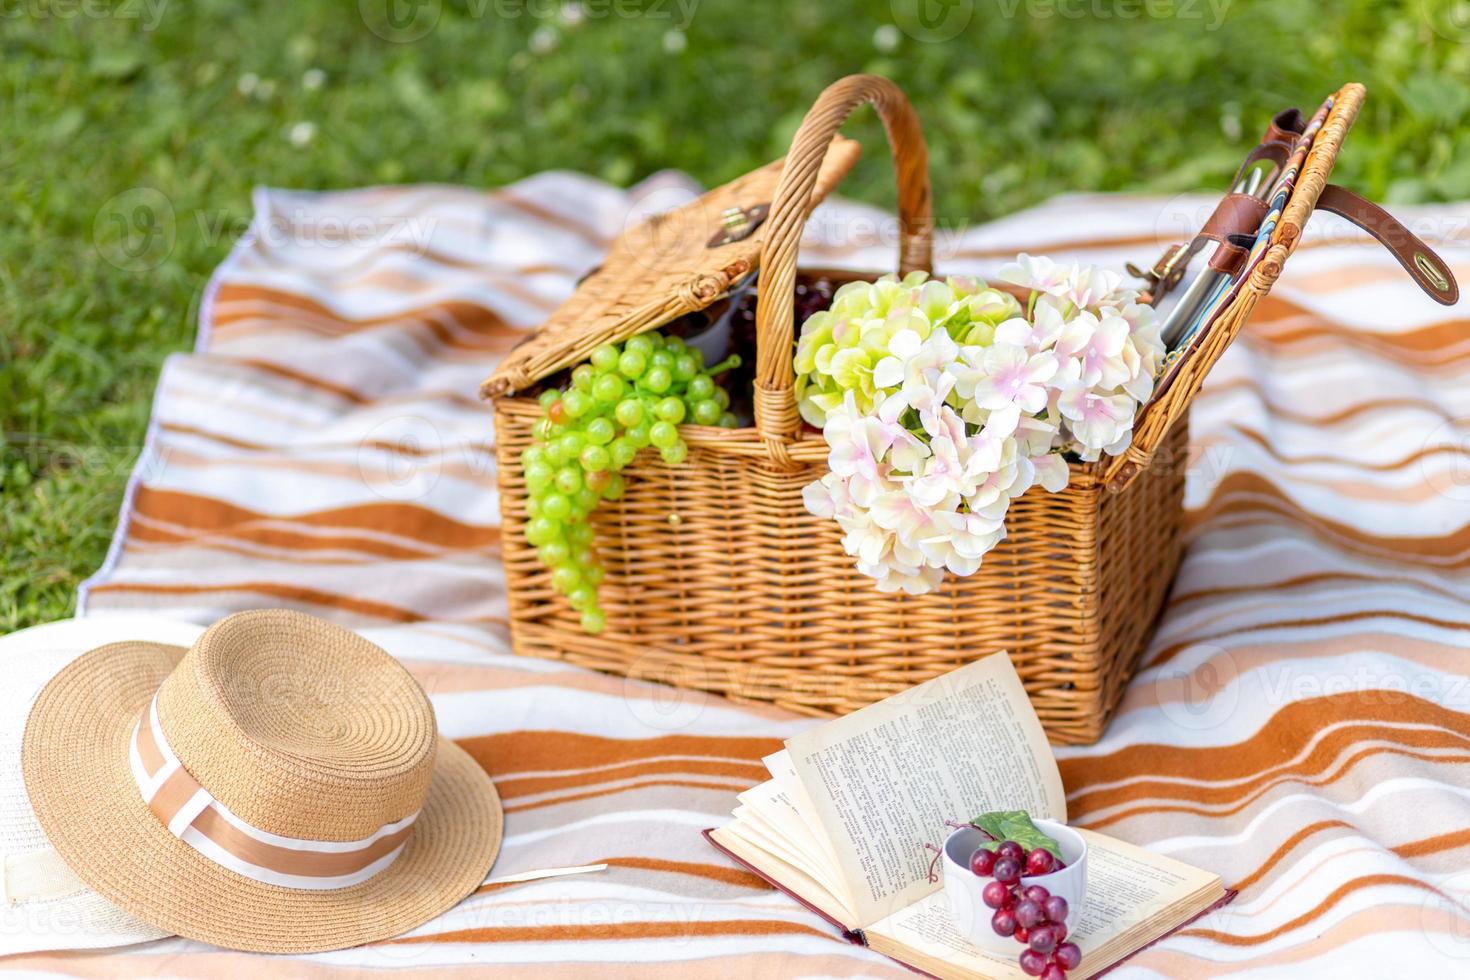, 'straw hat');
1,616,205,956
22,609,502,954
